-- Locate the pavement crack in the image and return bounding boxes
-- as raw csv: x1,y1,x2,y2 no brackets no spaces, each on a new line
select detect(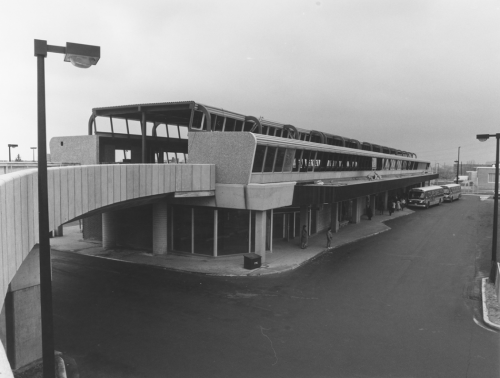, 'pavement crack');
260,326,278,366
